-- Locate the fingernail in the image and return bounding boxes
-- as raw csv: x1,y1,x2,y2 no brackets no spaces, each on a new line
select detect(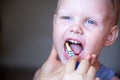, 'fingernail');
92,54,97,59
86,55,91,60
